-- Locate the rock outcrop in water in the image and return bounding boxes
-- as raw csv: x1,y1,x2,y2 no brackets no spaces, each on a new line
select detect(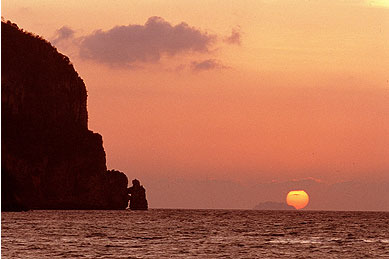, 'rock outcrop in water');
1,20,131,211
254,201,296,210
128,179,148,210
